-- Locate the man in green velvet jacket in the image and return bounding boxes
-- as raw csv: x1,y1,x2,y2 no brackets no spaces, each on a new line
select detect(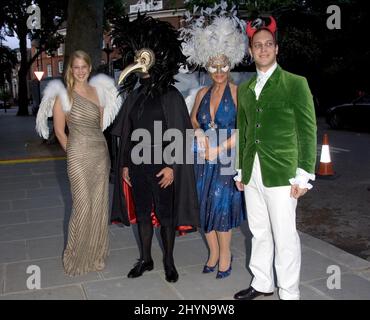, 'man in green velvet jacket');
233,22,317,300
